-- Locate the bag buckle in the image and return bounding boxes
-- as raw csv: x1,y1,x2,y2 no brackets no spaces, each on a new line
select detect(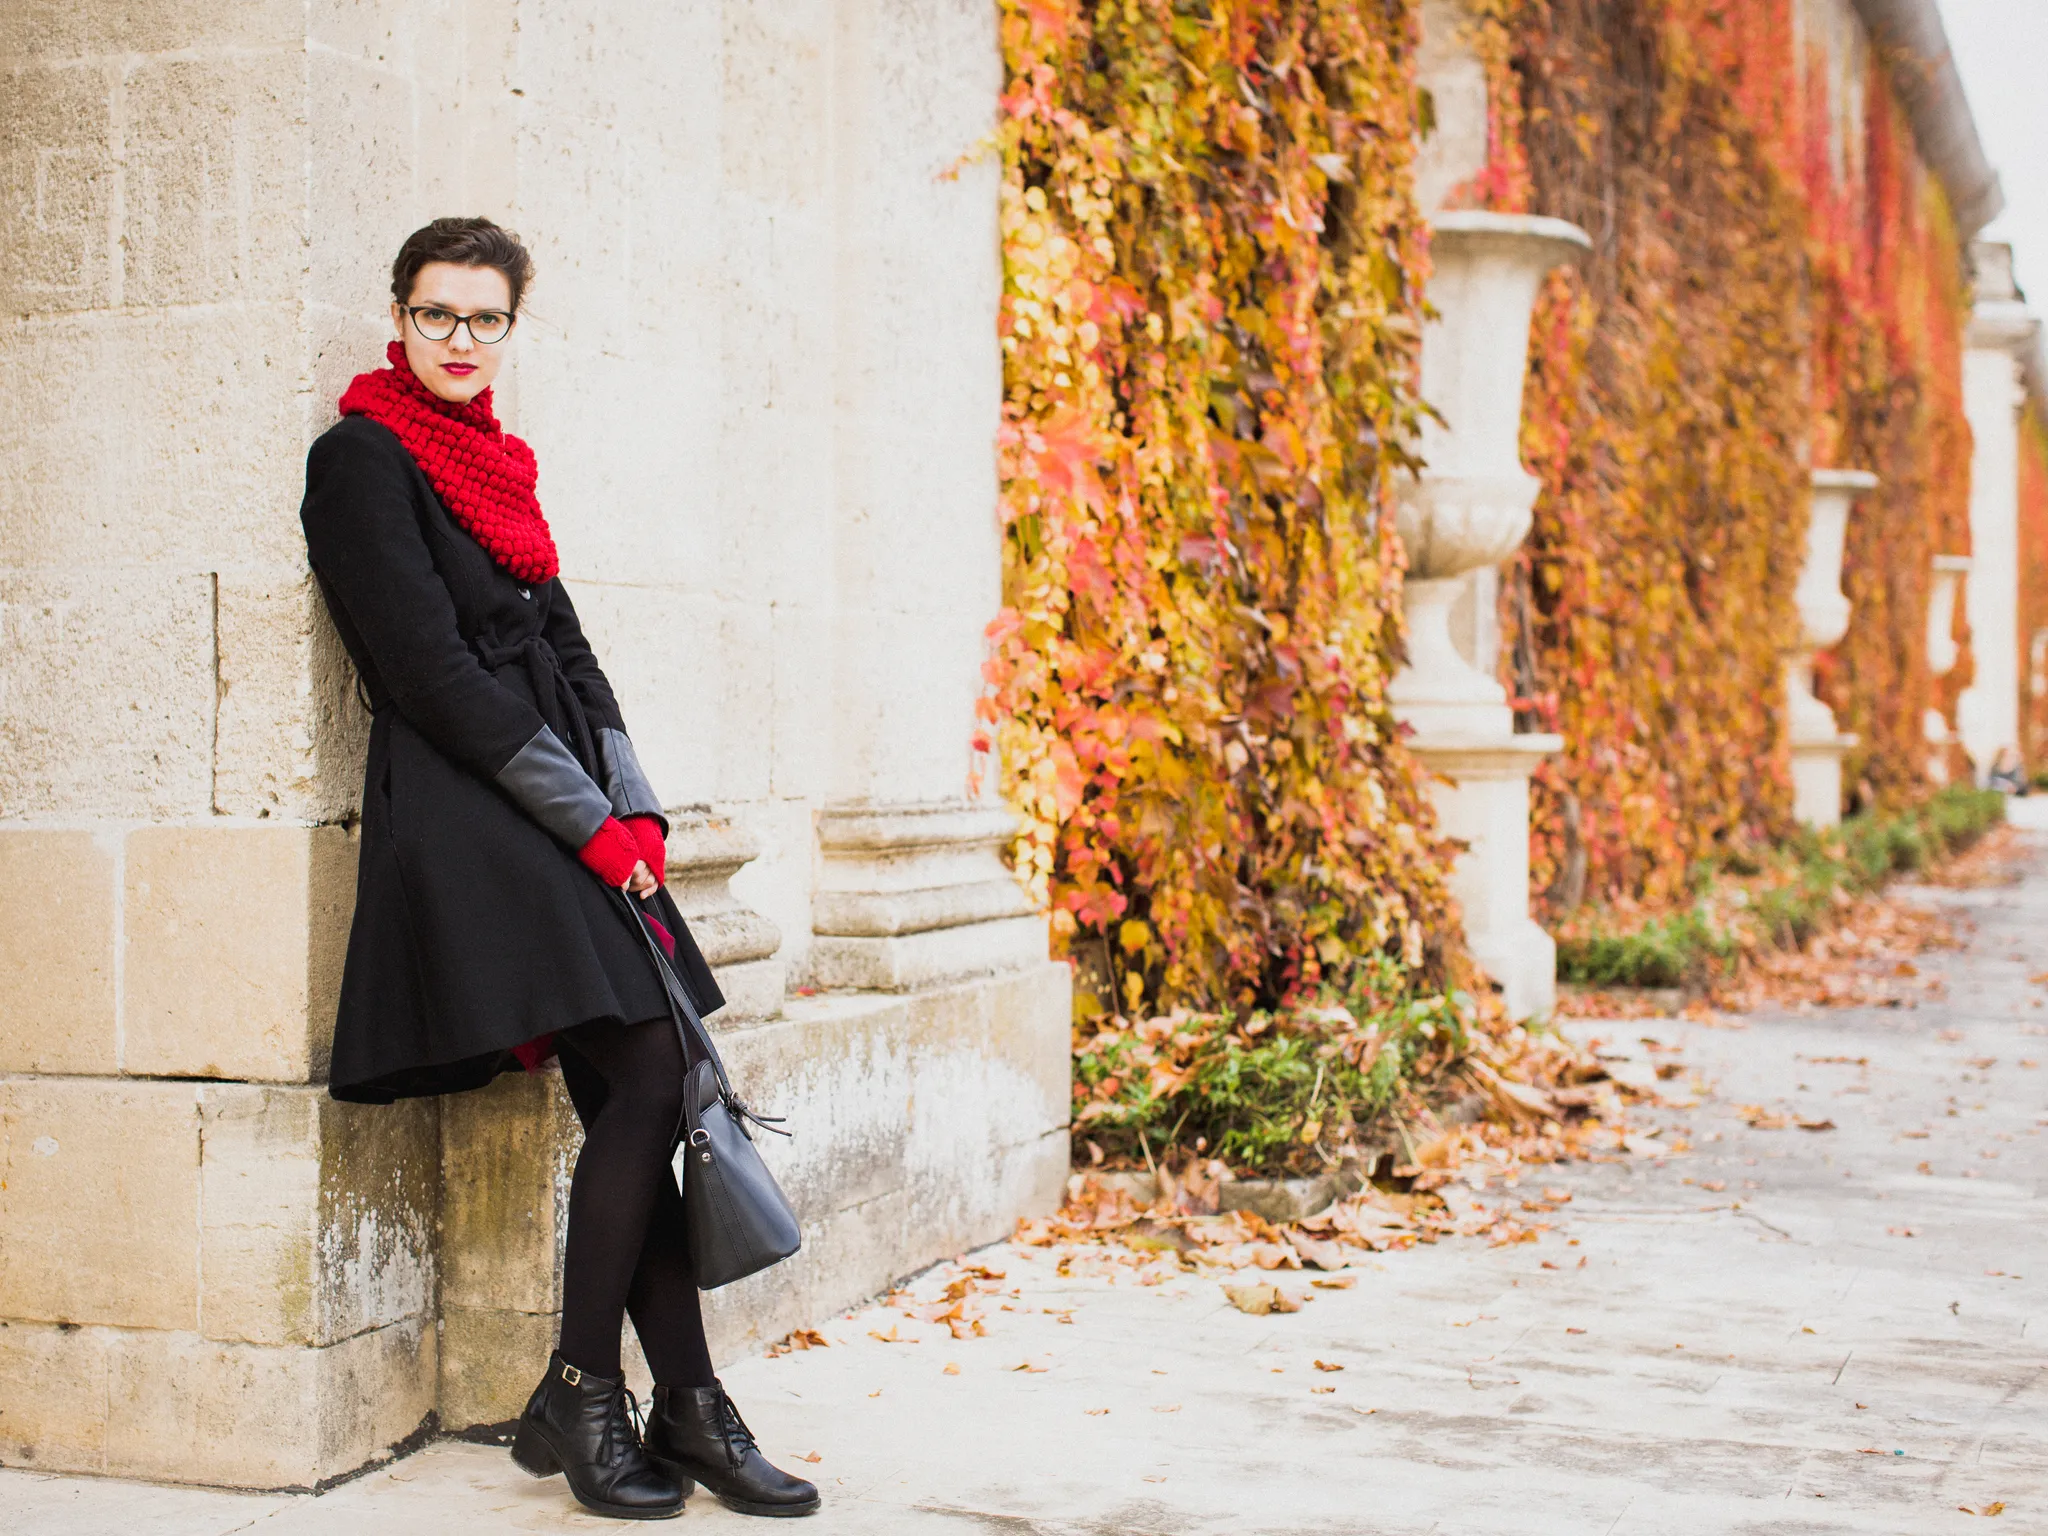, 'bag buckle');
689,1127,712,1147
